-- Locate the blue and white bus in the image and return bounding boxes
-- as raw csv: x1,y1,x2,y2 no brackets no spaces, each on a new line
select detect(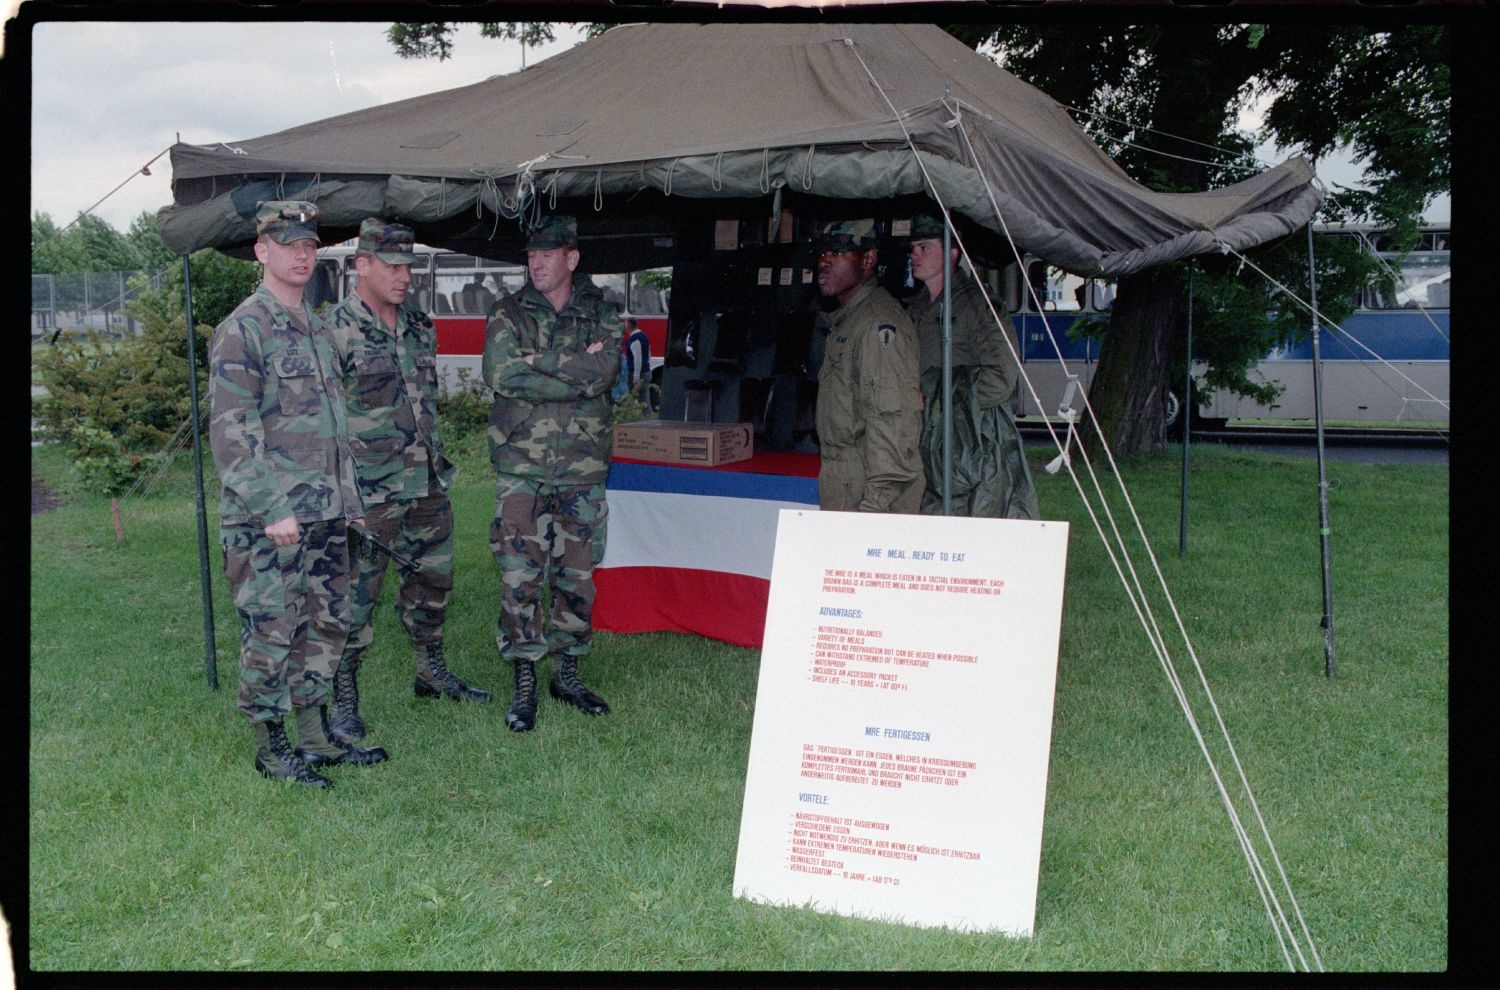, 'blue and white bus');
1001,222,1450,426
